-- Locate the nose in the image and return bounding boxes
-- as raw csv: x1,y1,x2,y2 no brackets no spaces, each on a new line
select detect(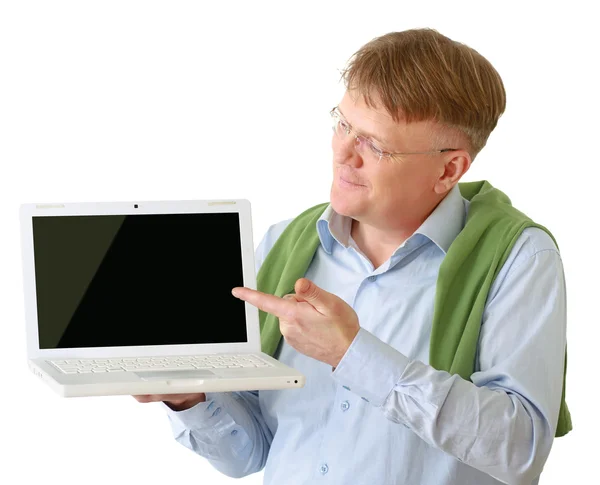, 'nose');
332,132,364,168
